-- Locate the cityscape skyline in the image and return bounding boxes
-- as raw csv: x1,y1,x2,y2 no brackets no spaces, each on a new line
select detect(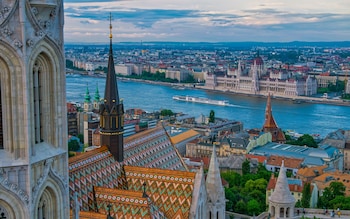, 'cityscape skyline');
64,0,350,43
